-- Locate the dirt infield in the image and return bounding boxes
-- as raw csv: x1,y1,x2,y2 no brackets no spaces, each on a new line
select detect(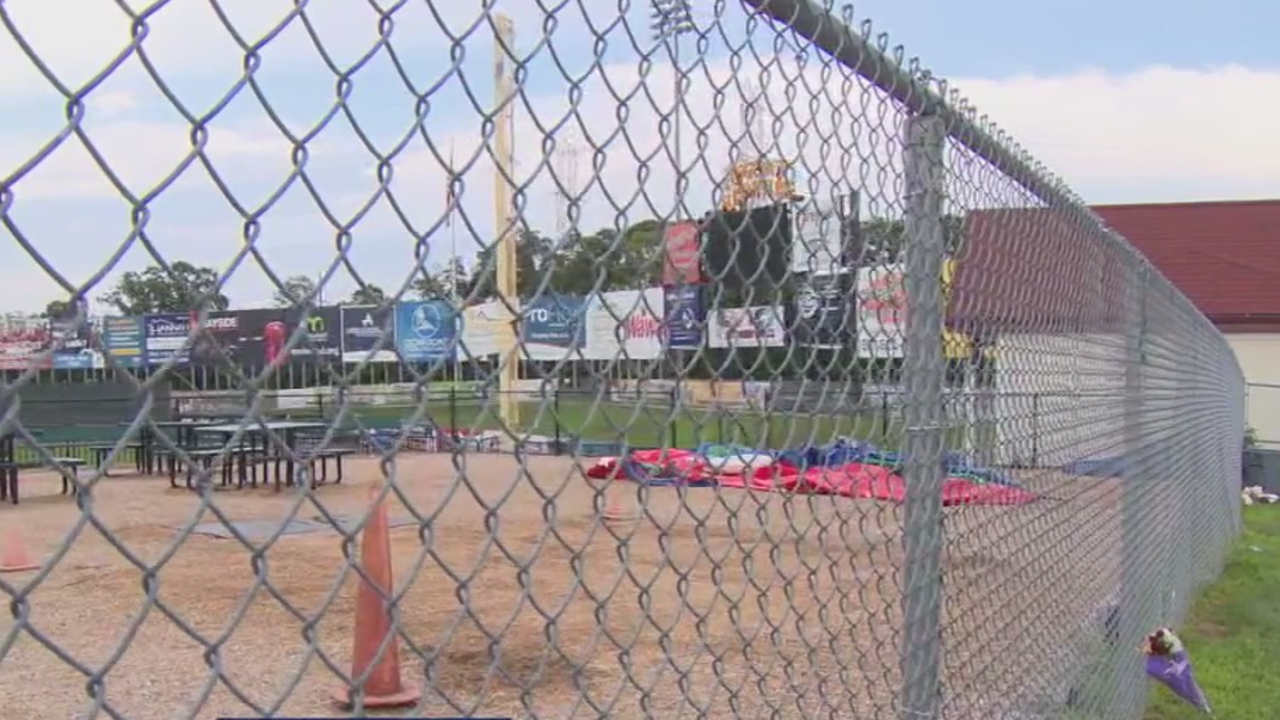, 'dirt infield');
0,455,1123,719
